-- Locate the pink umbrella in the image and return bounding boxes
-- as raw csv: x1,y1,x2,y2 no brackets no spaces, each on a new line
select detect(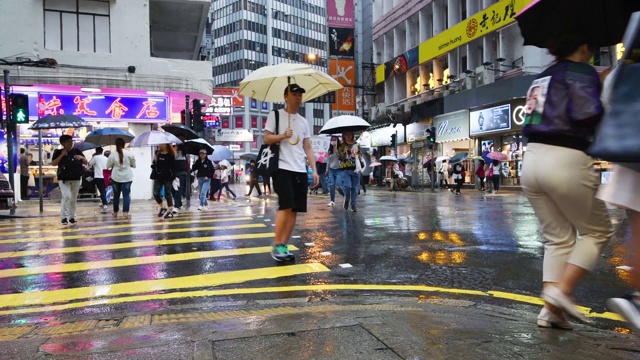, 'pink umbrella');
369,161,382,167
486,152,507,161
